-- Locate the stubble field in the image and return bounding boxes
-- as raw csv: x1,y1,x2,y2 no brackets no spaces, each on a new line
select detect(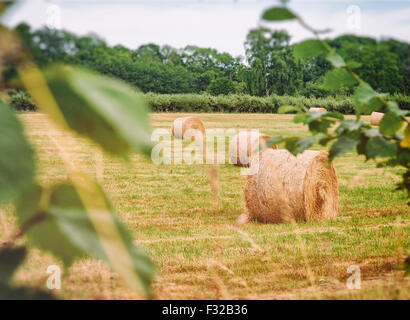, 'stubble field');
1,113,409,300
